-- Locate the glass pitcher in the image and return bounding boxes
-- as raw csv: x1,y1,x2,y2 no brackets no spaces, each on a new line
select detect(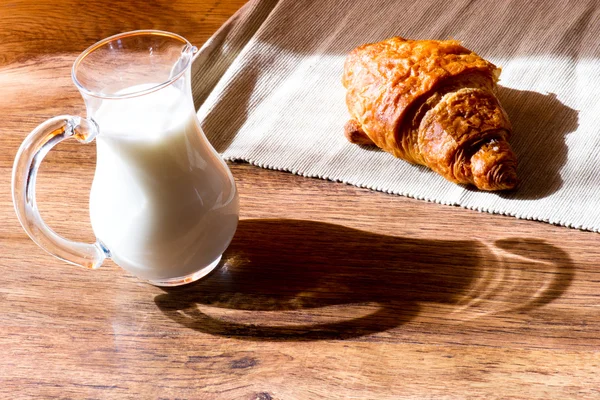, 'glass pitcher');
12,30,239,286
